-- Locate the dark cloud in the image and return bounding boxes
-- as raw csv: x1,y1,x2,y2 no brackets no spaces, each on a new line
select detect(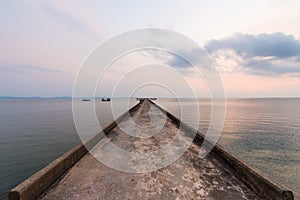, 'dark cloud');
205,32,300,58
165,49,200,68
165,53,191,68
243,58,300,76
204,32,300,76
